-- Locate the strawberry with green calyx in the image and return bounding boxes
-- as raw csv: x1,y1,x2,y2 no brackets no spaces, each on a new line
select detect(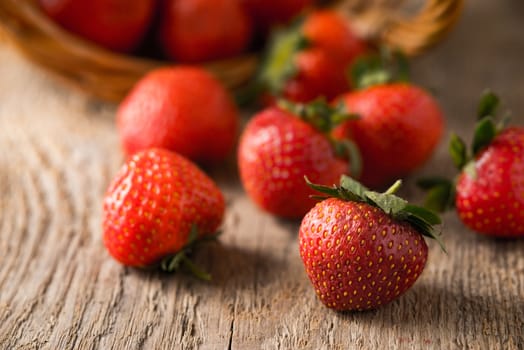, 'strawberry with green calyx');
332,50,444,188
238,98,361,218
278,99,363,178
246,10,367,105
103,148,225,279
419,91,524,238
299,175,444,311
